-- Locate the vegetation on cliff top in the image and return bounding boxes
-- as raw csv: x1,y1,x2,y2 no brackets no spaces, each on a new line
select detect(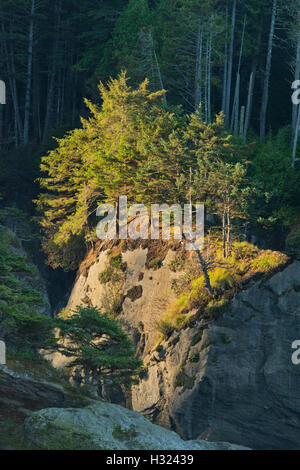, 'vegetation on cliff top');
158,239,289,337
